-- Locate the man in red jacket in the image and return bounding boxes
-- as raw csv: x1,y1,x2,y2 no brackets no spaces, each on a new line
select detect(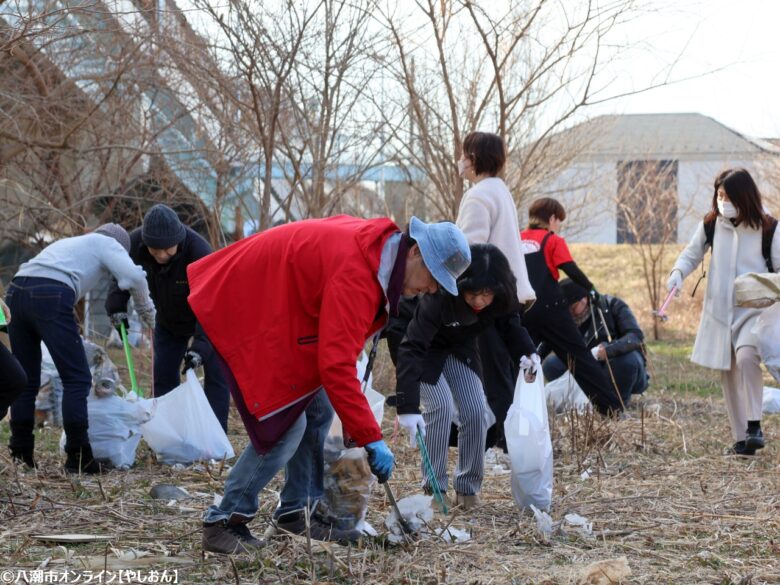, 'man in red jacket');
188,215,470,554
